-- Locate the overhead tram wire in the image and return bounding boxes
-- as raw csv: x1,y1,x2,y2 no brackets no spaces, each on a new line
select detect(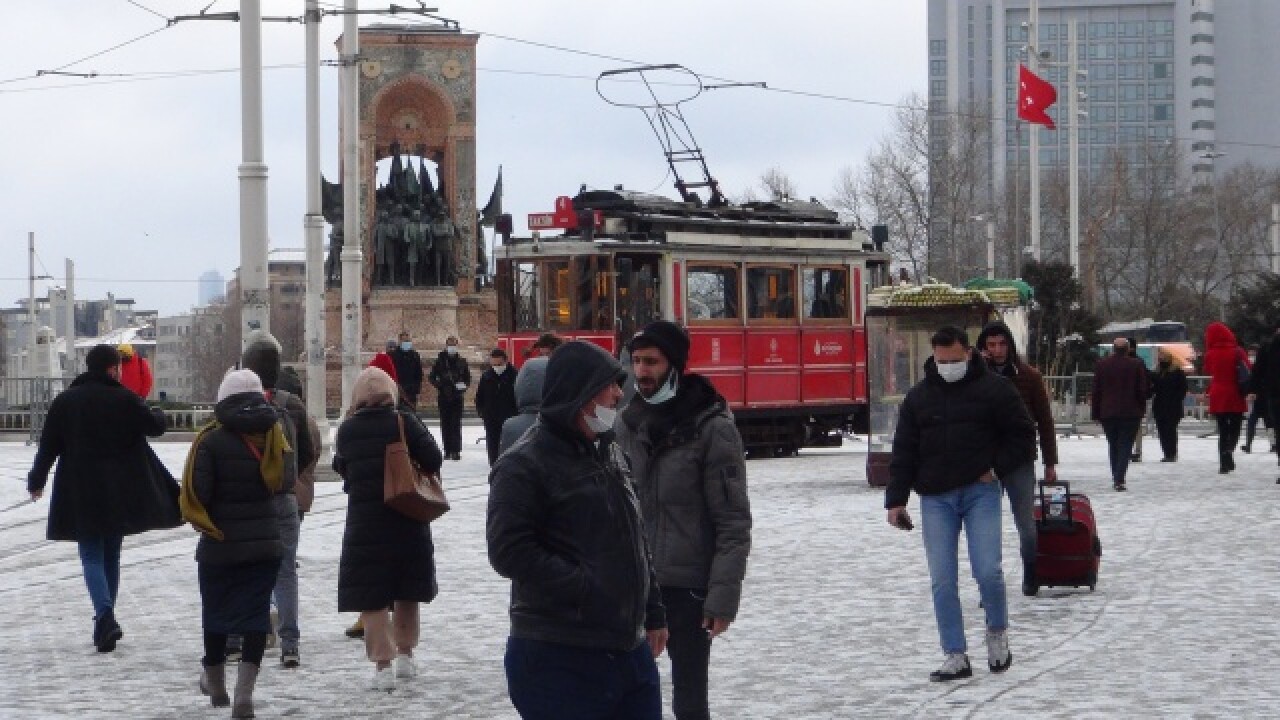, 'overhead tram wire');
122,0,170,22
